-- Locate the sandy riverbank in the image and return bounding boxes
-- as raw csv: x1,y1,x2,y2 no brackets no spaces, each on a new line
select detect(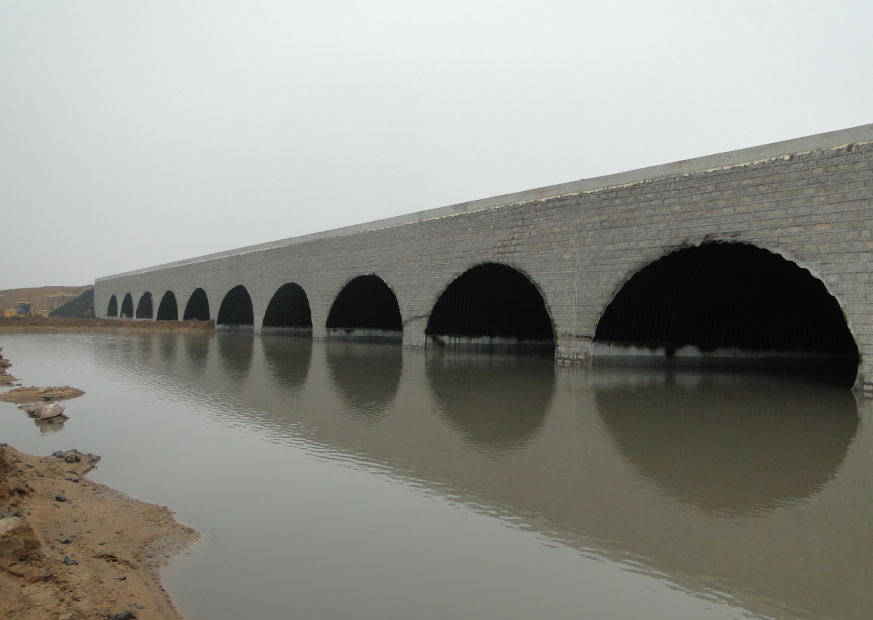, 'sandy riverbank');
0,318,214,334
0,350,199,620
